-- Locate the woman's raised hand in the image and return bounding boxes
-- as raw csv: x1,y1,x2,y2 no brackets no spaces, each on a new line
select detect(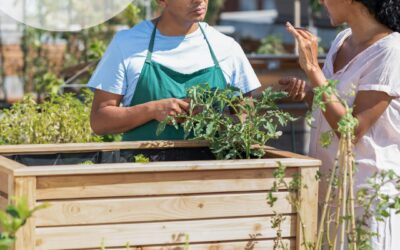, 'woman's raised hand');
286,22,320,74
